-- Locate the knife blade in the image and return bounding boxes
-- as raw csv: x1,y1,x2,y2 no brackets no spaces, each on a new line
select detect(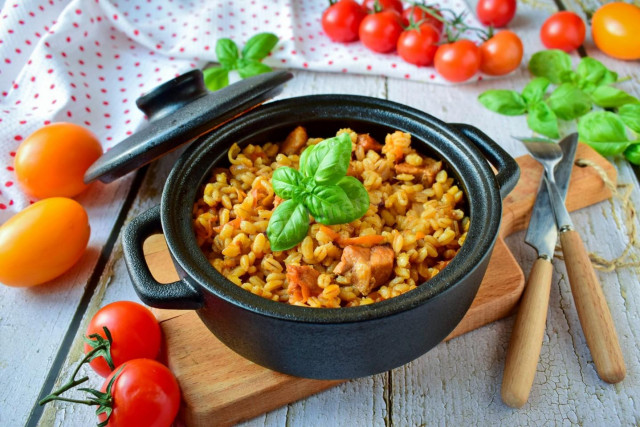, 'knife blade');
525,133,578,259
501,133,578,408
